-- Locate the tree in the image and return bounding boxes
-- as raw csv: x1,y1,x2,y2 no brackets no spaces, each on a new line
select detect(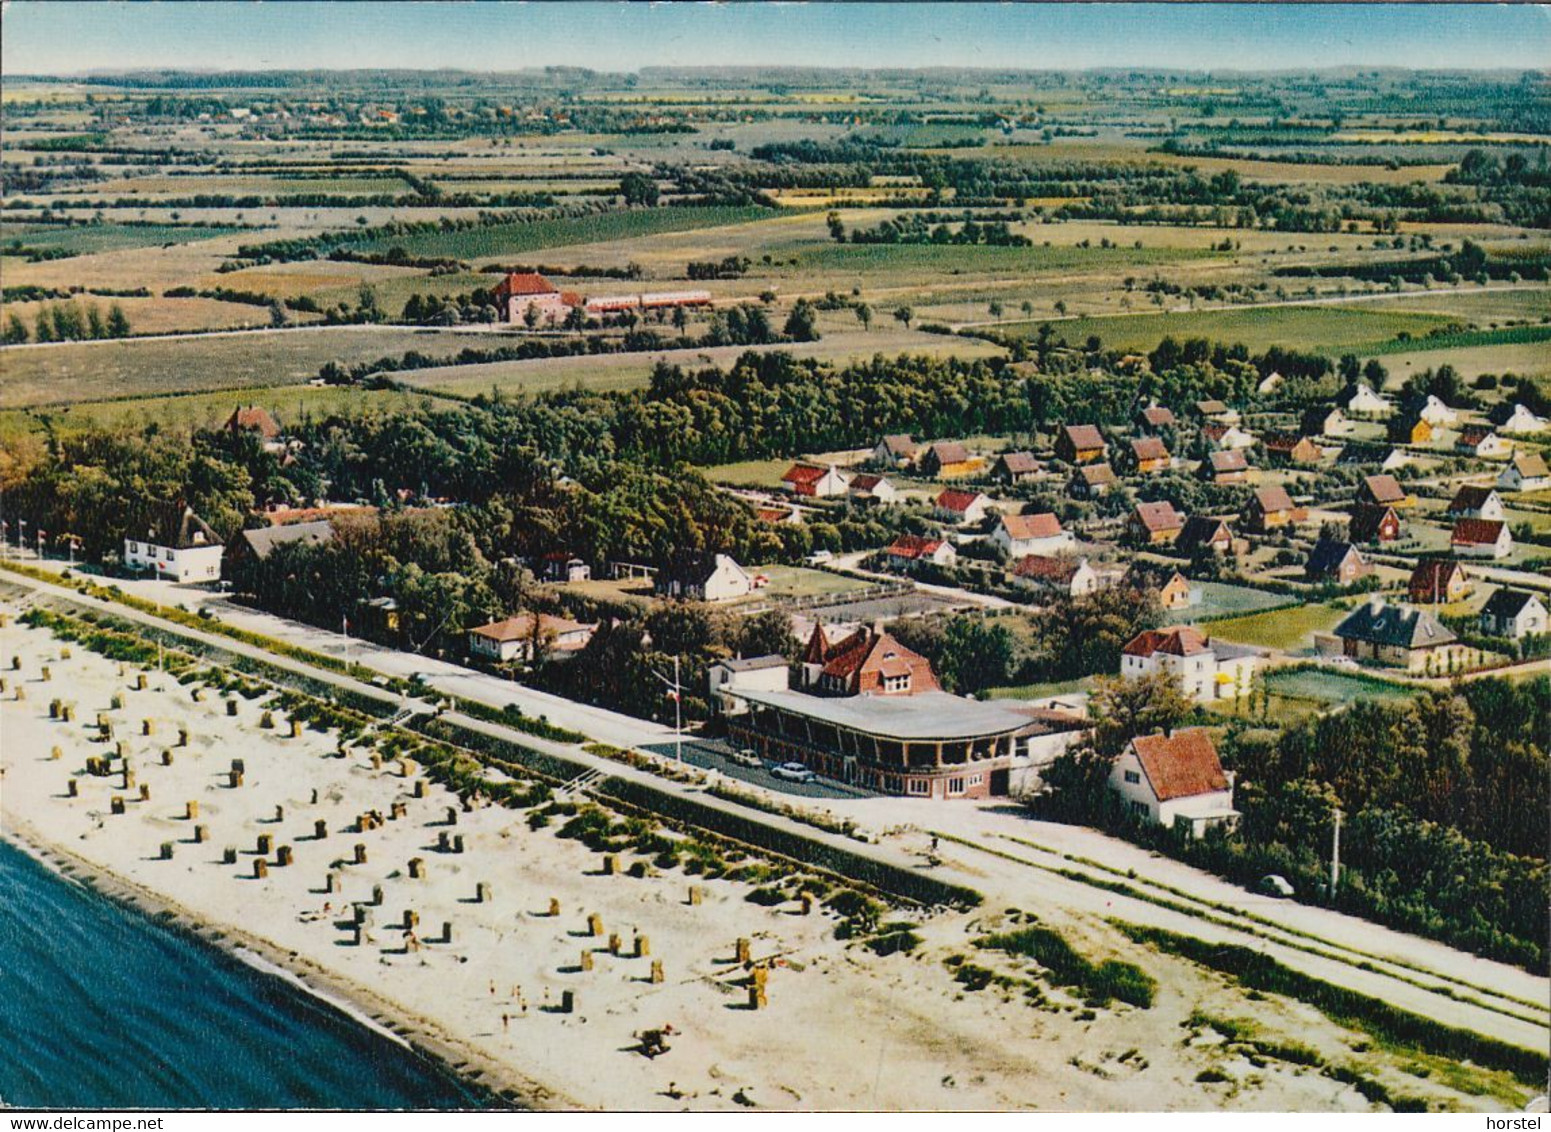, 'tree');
737,608,798,660
1086,672,1194,757
783,298,818,342
619,172,659,207
268,300,290,328
105,304,131,338
1020,300,1034,318
893,305,913,330
3,312,28,344
936,615,1018,695
523,302,541,330
854,303,872,332
1054,300,1067,318
988,301,1004,322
